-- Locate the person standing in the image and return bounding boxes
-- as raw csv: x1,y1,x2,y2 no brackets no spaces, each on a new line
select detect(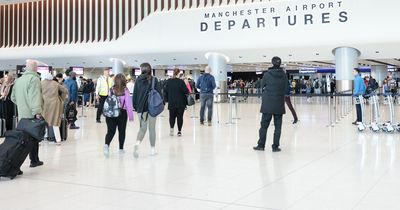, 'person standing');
96,69,113,123
41,73,68,145
132,63,162,158
164,69,189,137
352,68,366,125
11,60,44,168
64,72,80,129
196,66,216,126
253,57,288,152
126,78,135,96
82,78,94,107
285,80,298,124
0,73,16,131
103,74,134,157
